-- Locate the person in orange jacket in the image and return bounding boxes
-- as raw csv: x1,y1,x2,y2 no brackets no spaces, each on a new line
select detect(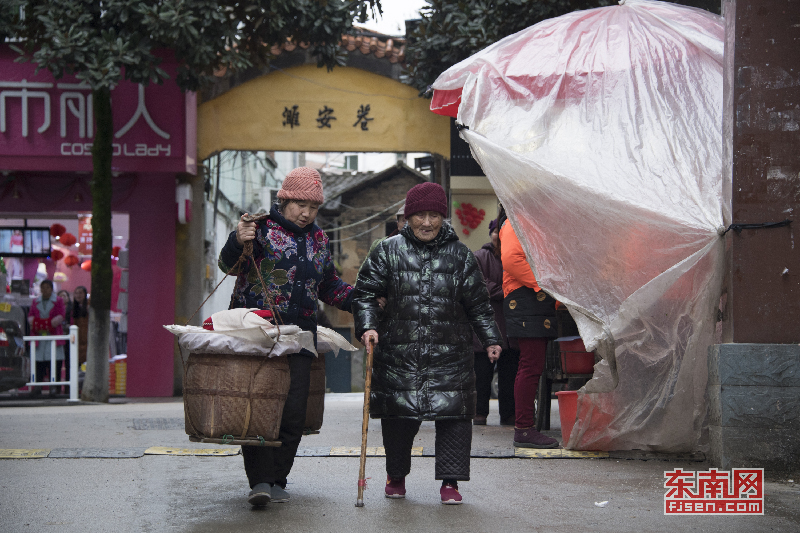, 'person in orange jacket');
499,206,559,449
